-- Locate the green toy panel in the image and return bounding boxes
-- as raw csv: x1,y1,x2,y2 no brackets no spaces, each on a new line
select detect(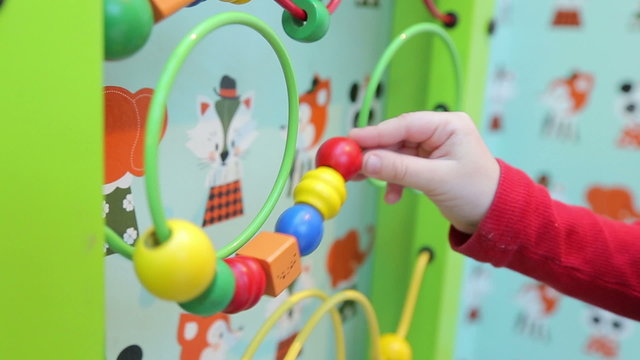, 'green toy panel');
371,1,494,359
0,0,104,359
103,2,392,359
